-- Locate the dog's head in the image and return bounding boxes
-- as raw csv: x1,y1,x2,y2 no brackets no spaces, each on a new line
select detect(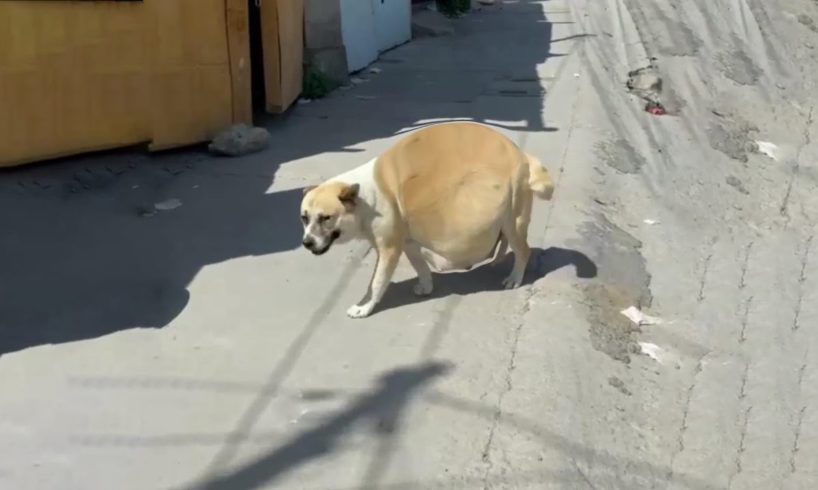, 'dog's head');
299,181,360,255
